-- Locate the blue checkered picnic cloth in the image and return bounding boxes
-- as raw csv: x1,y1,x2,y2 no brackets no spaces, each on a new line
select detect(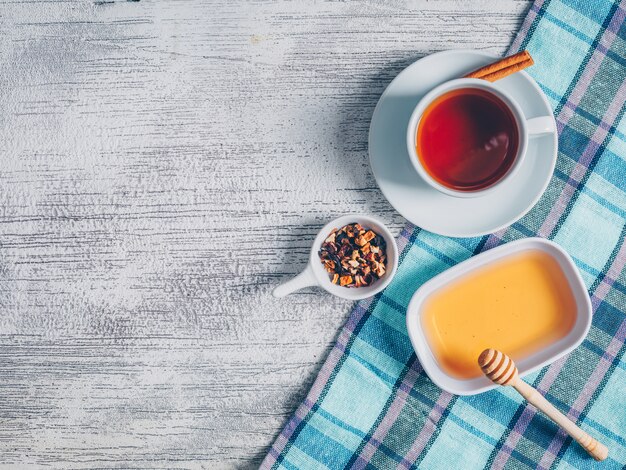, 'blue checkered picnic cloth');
262,1,626,468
